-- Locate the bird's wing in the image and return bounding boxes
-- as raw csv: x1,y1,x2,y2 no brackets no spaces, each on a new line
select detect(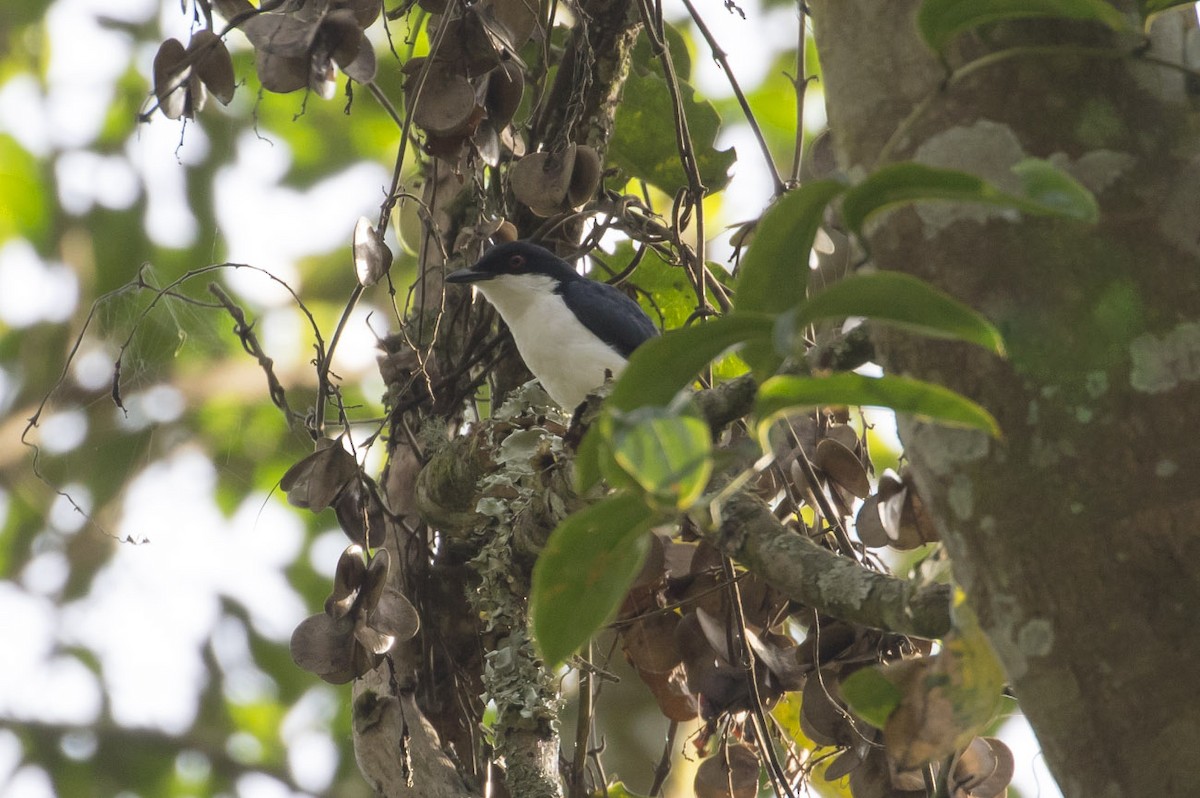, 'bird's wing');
559,279,659,358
